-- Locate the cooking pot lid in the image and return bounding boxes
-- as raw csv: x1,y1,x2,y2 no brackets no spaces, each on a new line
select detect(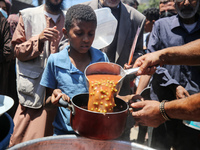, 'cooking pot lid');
0,95,14,116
